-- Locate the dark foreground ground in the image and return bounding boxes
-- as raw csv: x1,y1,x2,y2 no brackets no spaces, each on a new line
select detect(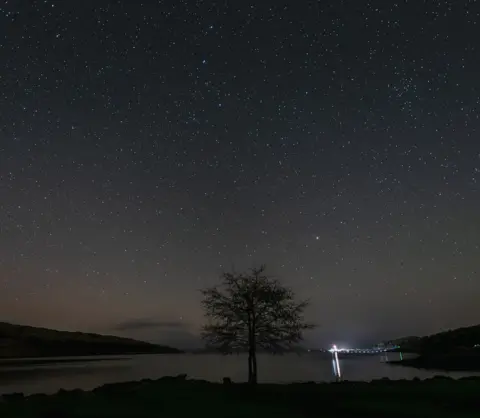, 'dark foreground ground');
1,375,480,418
